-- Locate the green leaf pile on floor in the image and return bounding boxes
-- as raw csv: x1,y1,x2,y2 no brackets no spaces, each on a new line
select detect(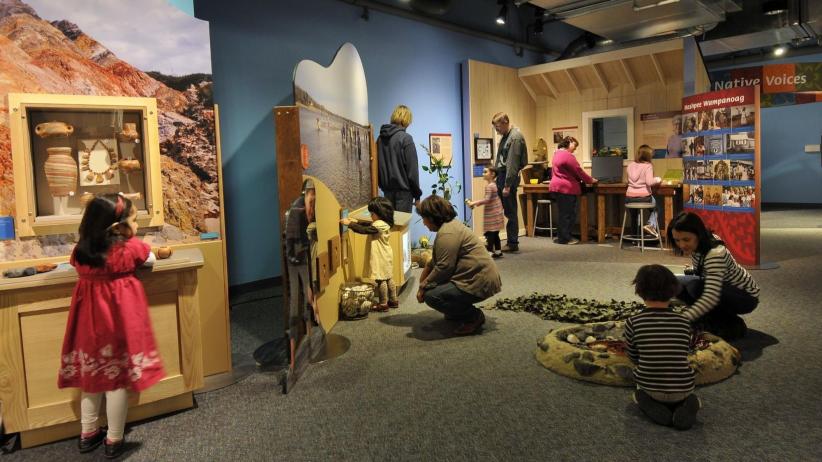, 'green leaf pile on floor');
486,293,646,323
